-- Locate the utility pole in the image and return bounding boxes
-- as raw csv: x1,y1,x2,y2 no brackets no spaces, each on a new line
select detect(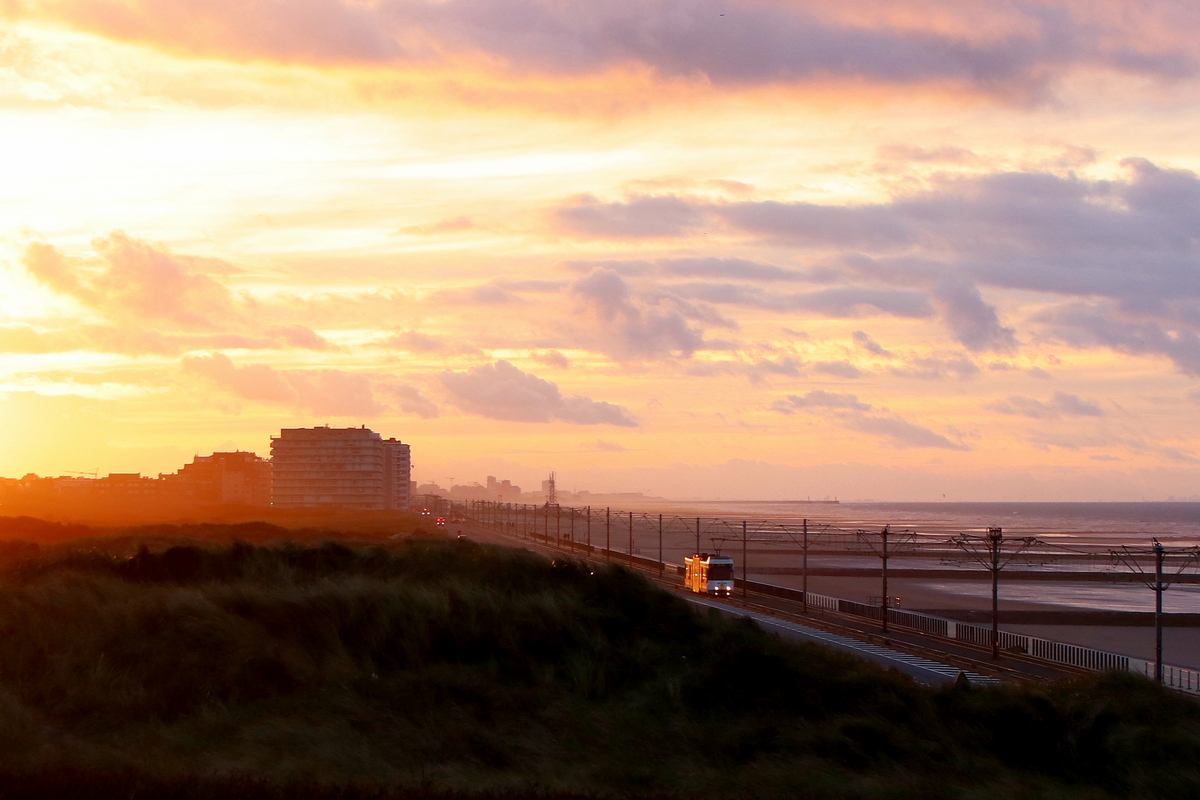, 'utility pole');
586,506,591,553
1156,541,1164,681
856,525,915,635
628,511,634,564
658,514,663,576
881,525,889,633
952,527,1039,660
605,507,611,560
1111,539,1200,683
991,528,1001,658
742,520,748,598
802,519,809,613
